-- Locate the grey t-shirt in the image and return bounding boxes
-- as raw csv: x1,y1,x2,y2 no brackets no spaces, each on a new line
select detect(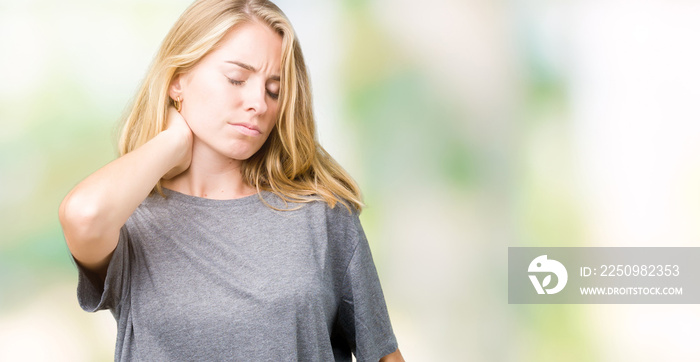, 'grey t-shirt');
75,189,397,361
